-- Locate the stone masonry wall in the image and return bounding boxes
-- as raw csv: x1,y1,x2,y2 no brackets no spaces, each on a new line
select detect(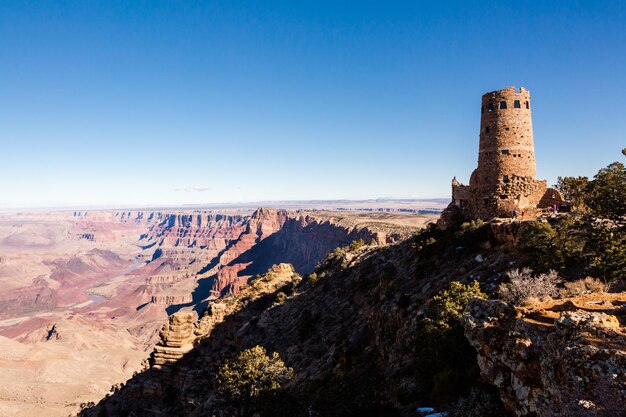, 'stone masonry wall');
441,86,549,225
